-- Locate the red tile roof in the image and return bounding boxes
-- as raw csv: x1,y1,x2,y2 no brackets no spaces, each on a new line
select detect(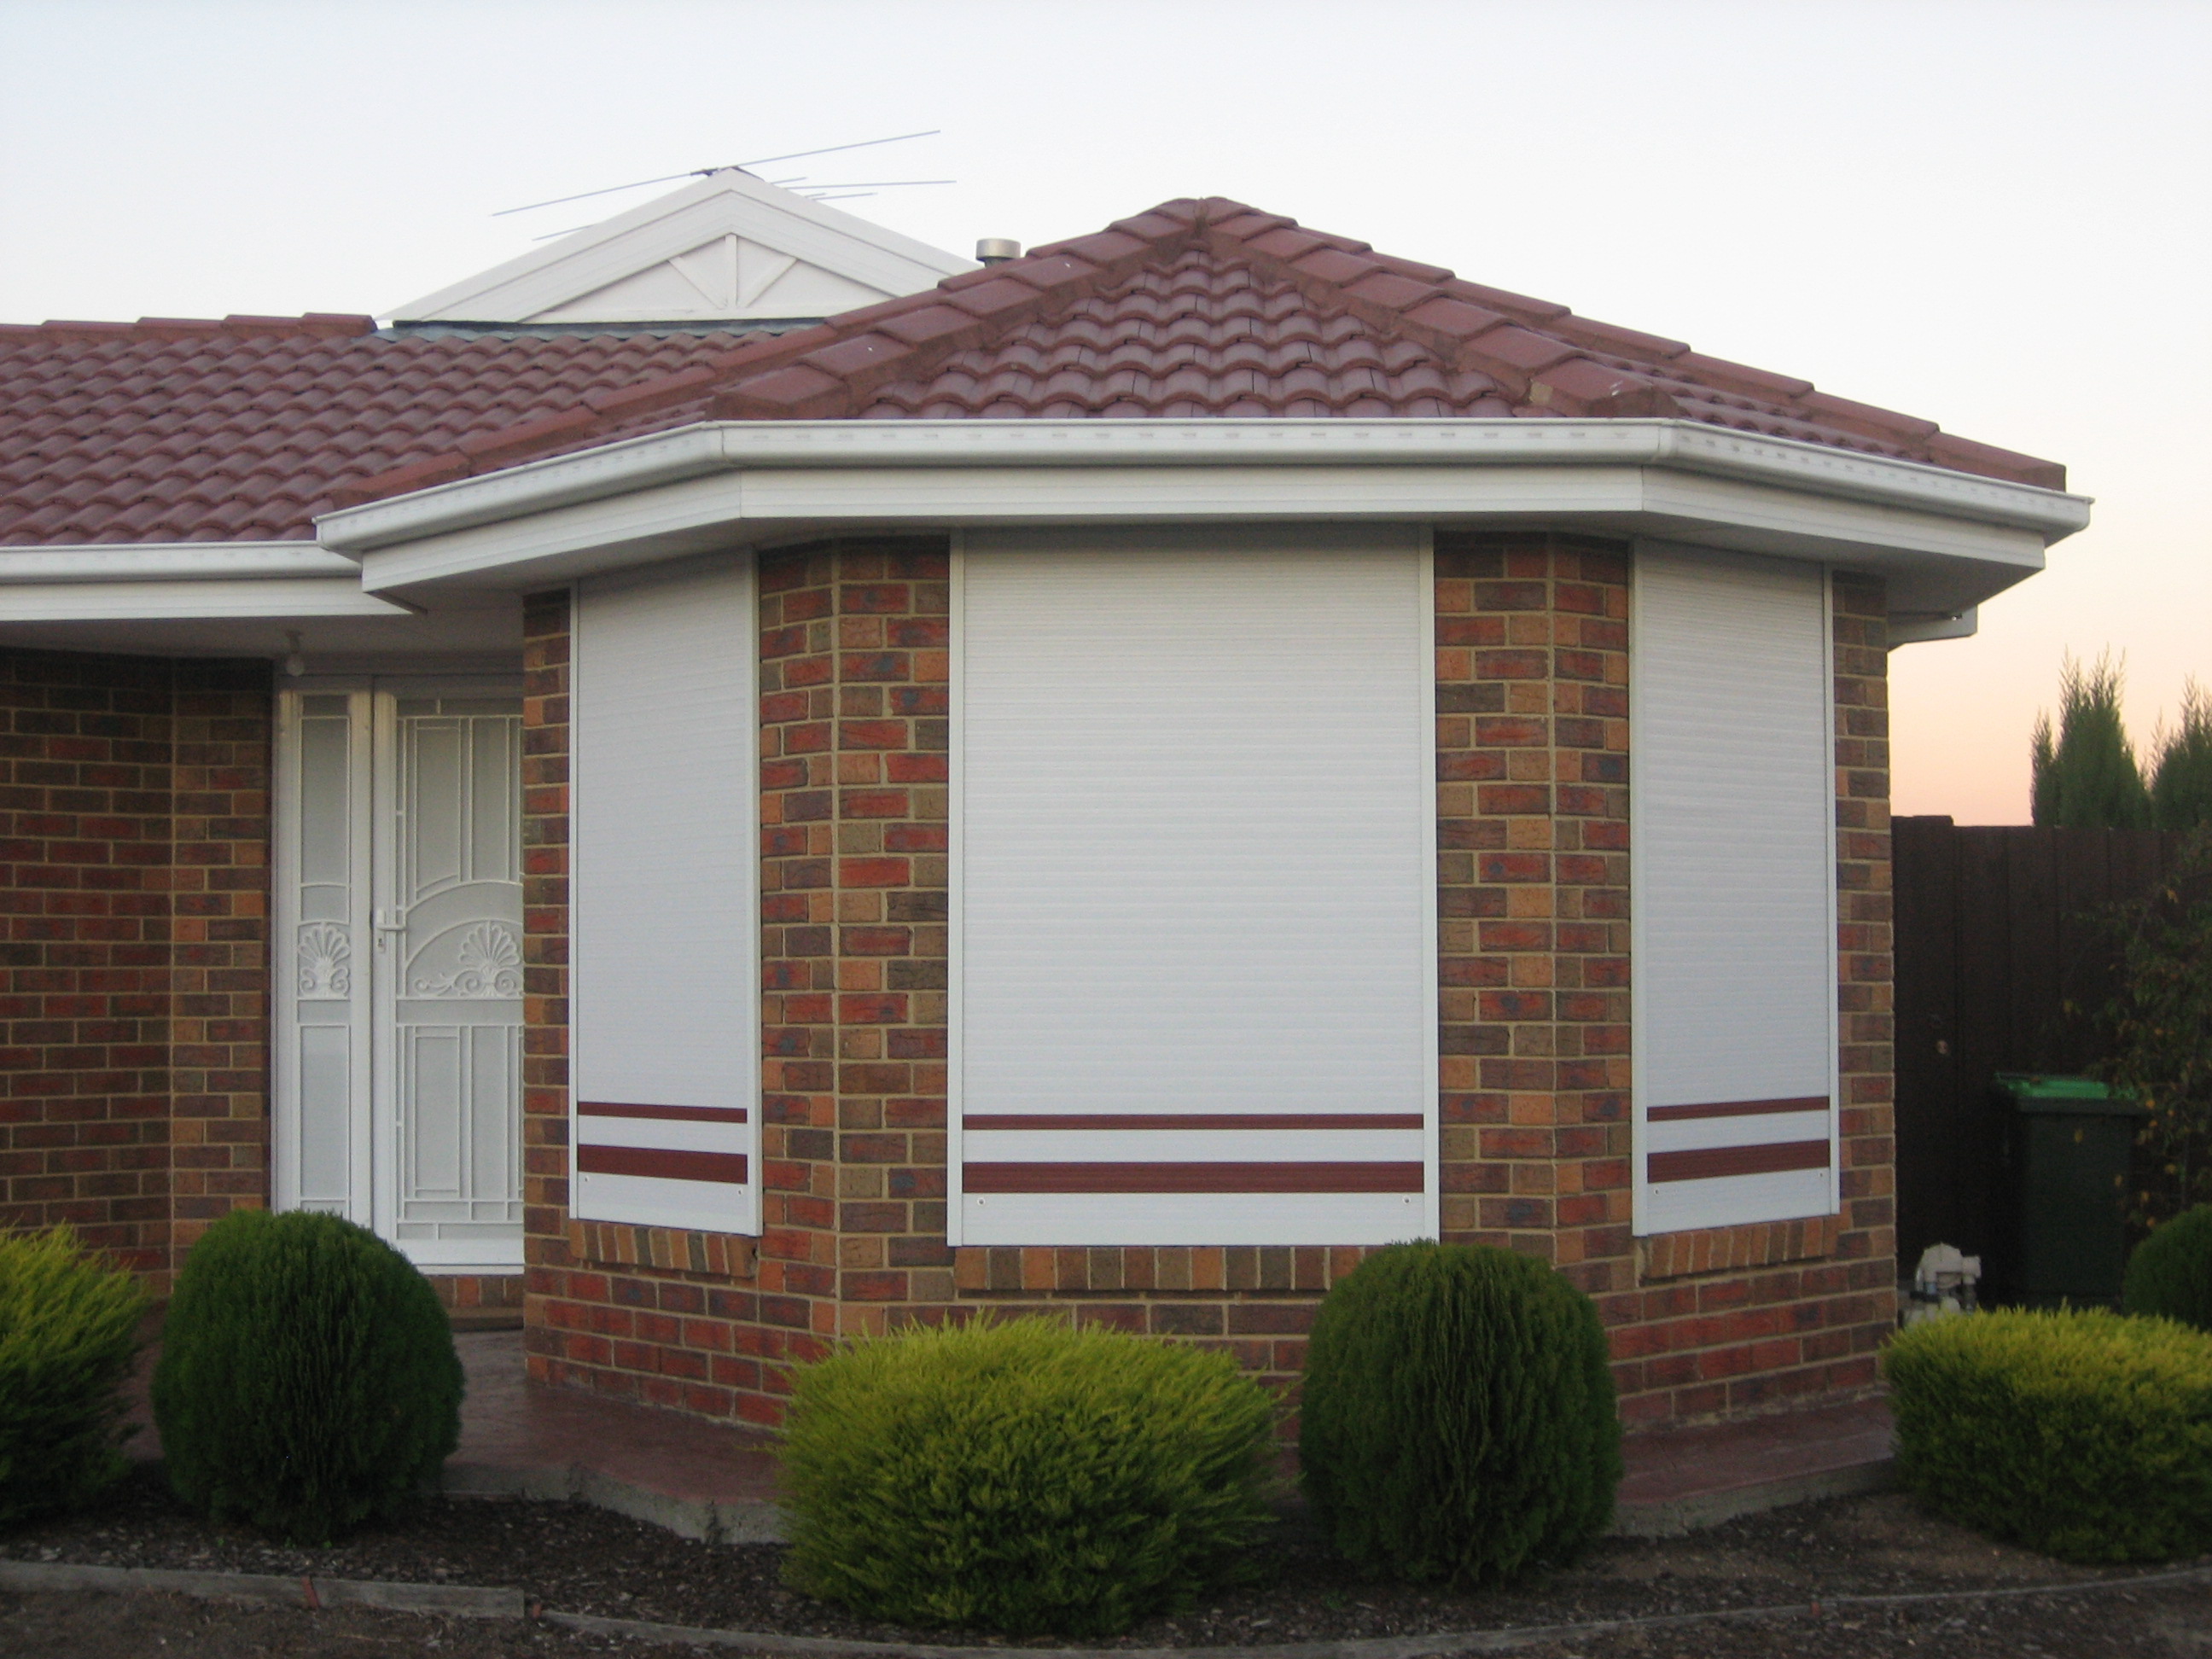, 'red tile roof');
0,316,719,544
345,197,2064,499
1,199,2064,547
